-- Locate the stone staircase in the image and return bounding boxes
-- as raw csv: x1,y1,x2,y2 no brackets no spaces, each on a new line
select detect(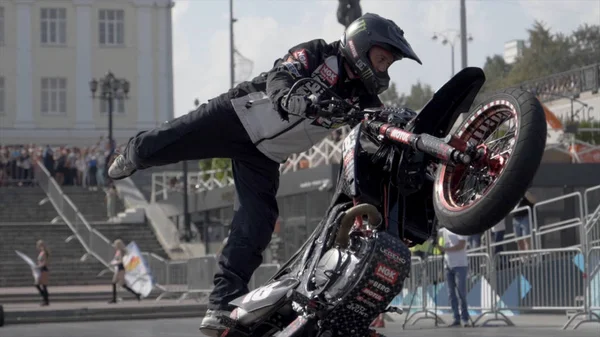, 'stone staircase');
0,223,111,287
0,187,58,223
0,185,127,224
60,186,125,222
94,223,168,259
